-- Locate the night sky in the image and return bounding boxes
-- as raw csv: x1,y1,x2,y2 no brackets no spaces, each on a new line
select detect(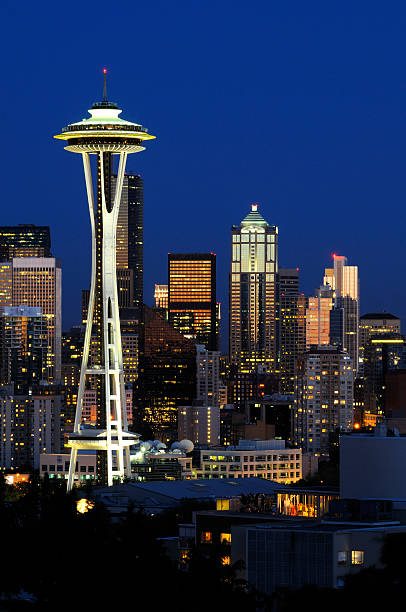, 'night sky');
2,1,406,350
